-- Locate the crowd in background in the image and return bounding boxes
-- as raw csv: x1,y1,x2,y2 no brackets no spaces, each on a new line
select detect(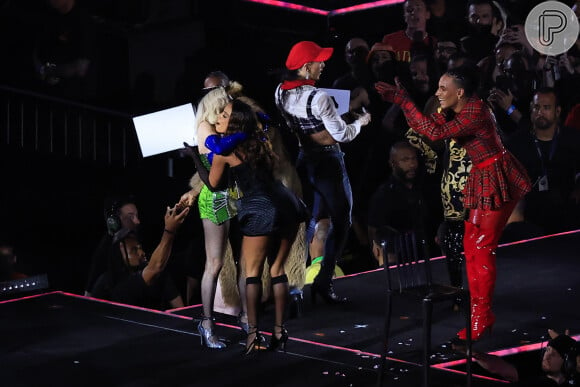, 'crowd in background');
2,0,580,305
